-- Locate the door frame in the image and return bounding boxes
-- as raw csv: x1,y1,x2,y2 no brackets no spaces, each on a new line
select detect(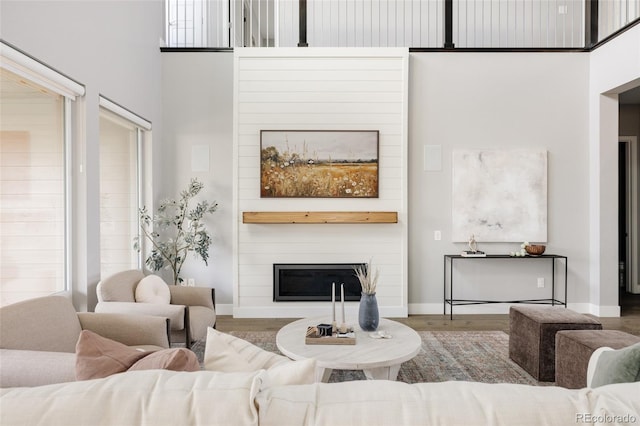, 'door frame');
620,136,639,294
